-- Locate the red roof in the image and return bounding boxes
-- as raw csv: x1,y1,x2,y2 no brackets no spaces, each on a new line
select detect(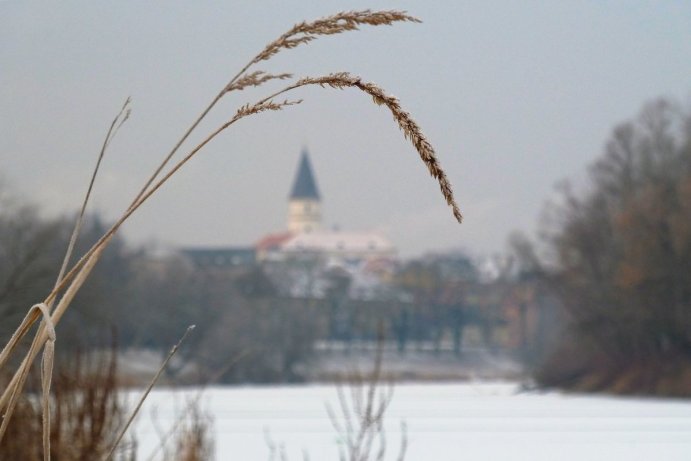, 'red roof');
255,231,294,251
